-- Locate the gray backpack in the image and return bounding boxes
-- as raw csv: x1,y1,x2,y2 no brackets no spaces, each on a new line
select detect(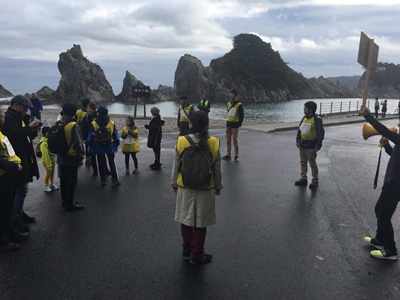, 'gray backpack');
180,136,212,188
